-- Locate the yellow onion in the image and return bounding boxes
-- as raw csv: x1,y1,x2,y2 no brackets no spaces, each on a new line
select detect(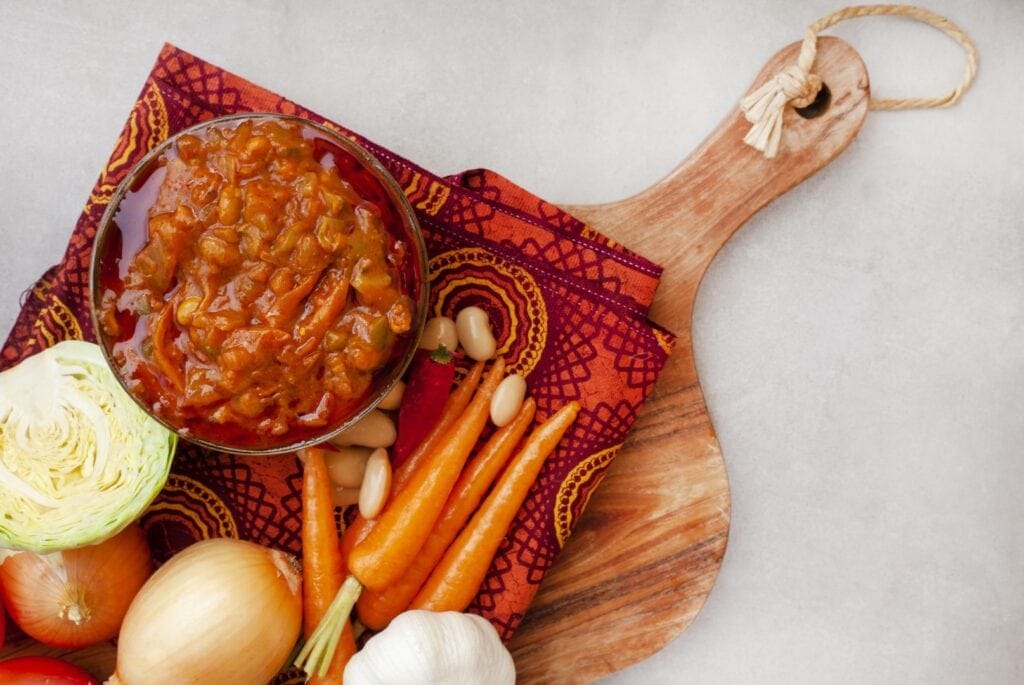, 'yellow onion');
0,523,152,648
108,538,302,685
